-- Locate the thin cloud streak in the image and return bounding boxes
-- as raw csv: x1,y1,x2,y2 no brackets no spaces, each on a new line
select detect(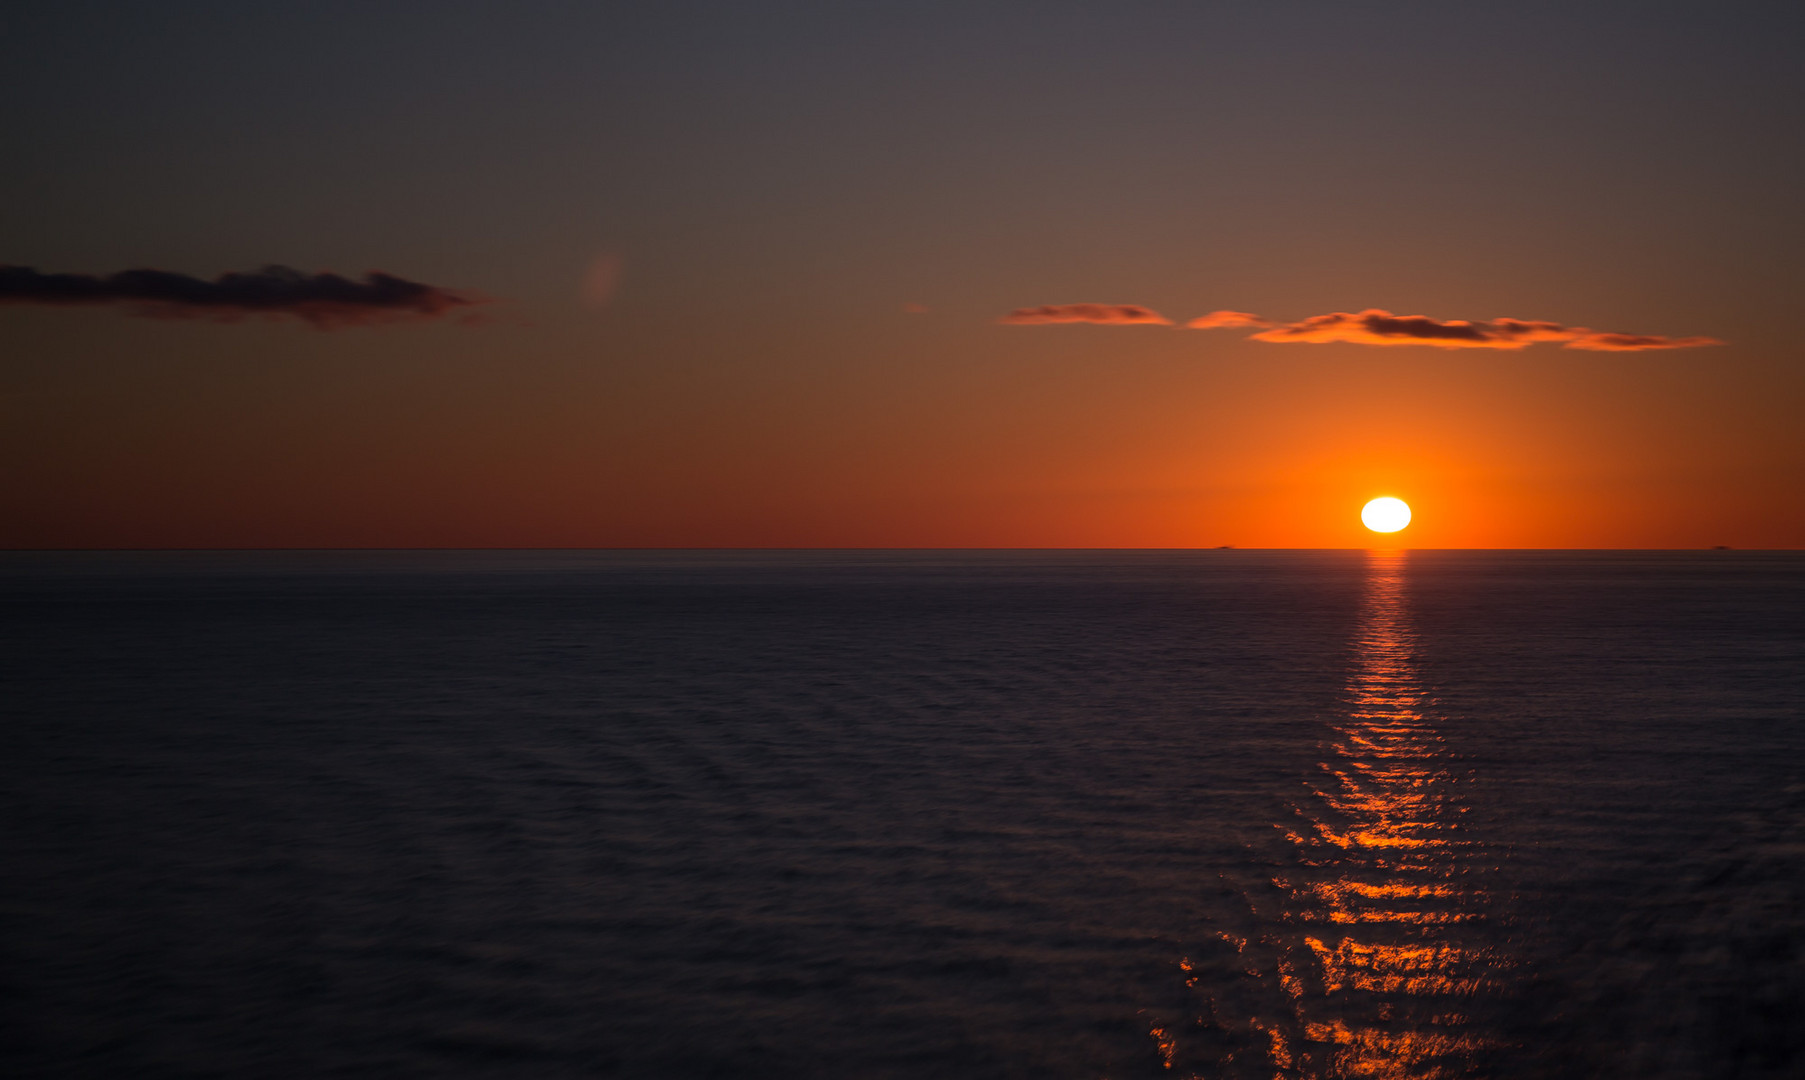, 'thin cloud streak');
998,303,1172,325
1560,331,1723,352
1248,309,1722,351
1002,301,1719,351
0,265,486,327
